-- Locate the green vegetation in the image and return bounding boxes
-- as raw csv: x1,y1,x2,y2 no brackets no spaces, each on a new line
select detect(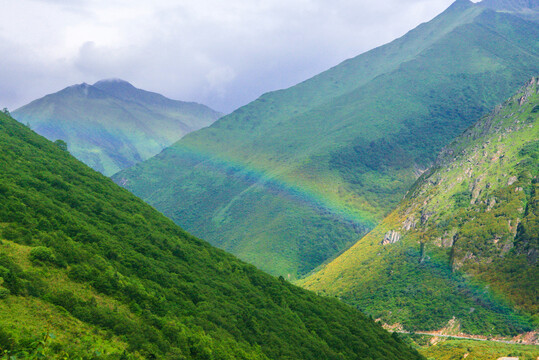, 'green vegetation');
303,79,539,337
114,1,539,278
12,79,221,176
480,0,539,22
0,111,423,359
414,337,539,360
